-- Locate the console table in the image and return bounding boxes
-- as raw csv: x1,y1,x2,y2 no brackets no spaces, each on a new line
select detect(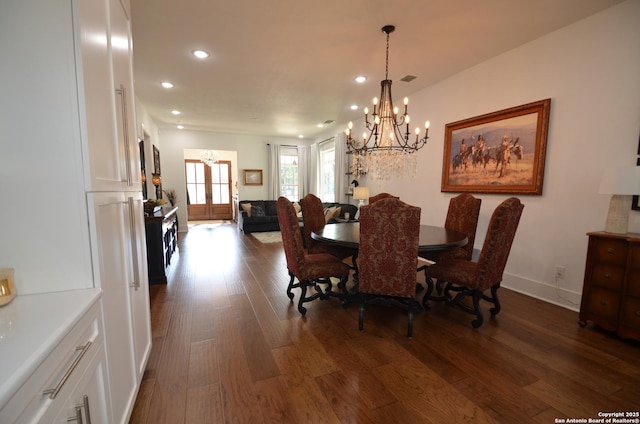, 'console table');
145,206,178,284
579,231,640,341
